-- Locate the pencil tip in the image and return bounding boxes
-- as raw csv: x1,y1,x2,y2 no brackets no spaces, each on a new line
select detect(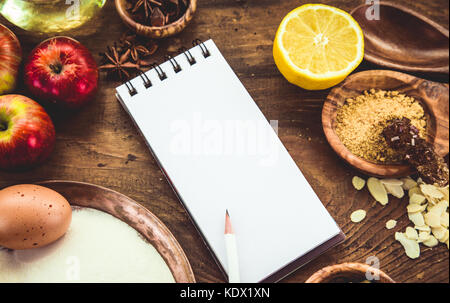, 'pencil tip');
225,210,234,234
